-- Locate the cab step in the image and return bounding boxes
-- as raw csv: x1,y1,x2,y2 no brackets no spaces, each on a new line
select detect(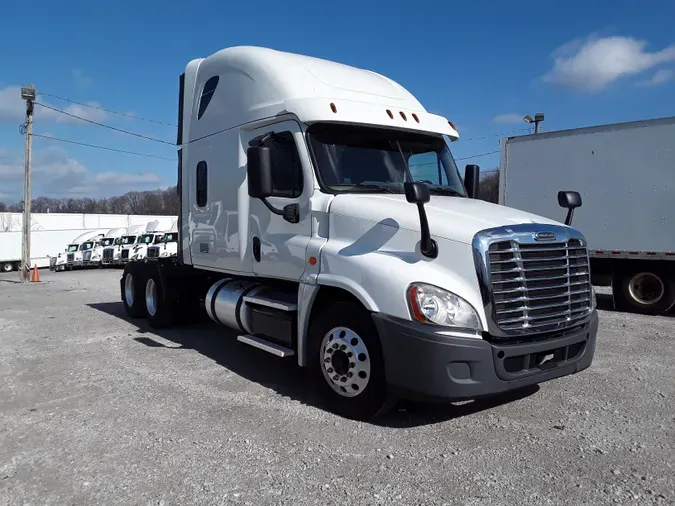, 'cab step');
237,334,295,357
243,290,297,311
